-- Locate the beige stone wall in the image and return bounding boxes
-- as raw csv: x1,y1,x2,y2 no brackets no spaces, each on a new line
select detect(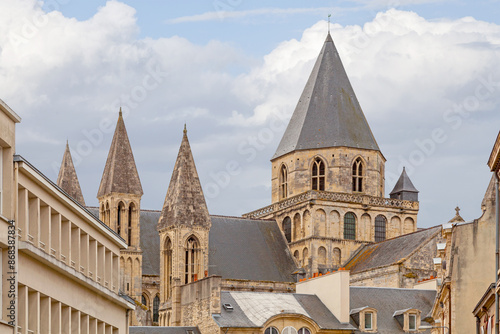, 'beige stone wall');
271,147,386,203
